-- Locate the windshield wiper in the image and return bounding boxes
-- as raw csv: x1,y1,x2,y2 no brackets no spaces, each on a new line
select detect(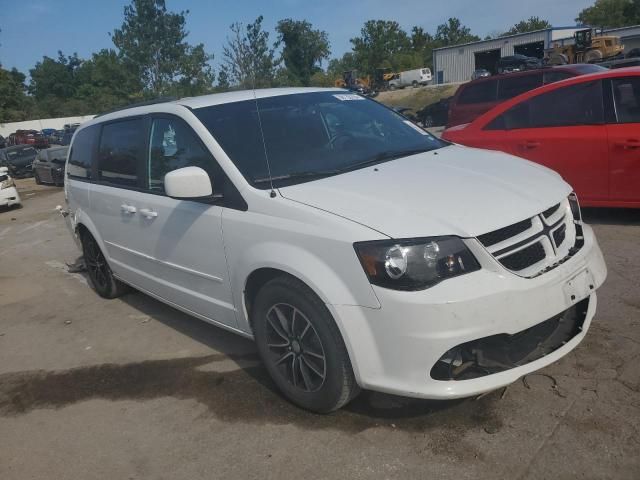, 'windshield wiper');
252,148,433,185
253,170,341,184
340,147,434,172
